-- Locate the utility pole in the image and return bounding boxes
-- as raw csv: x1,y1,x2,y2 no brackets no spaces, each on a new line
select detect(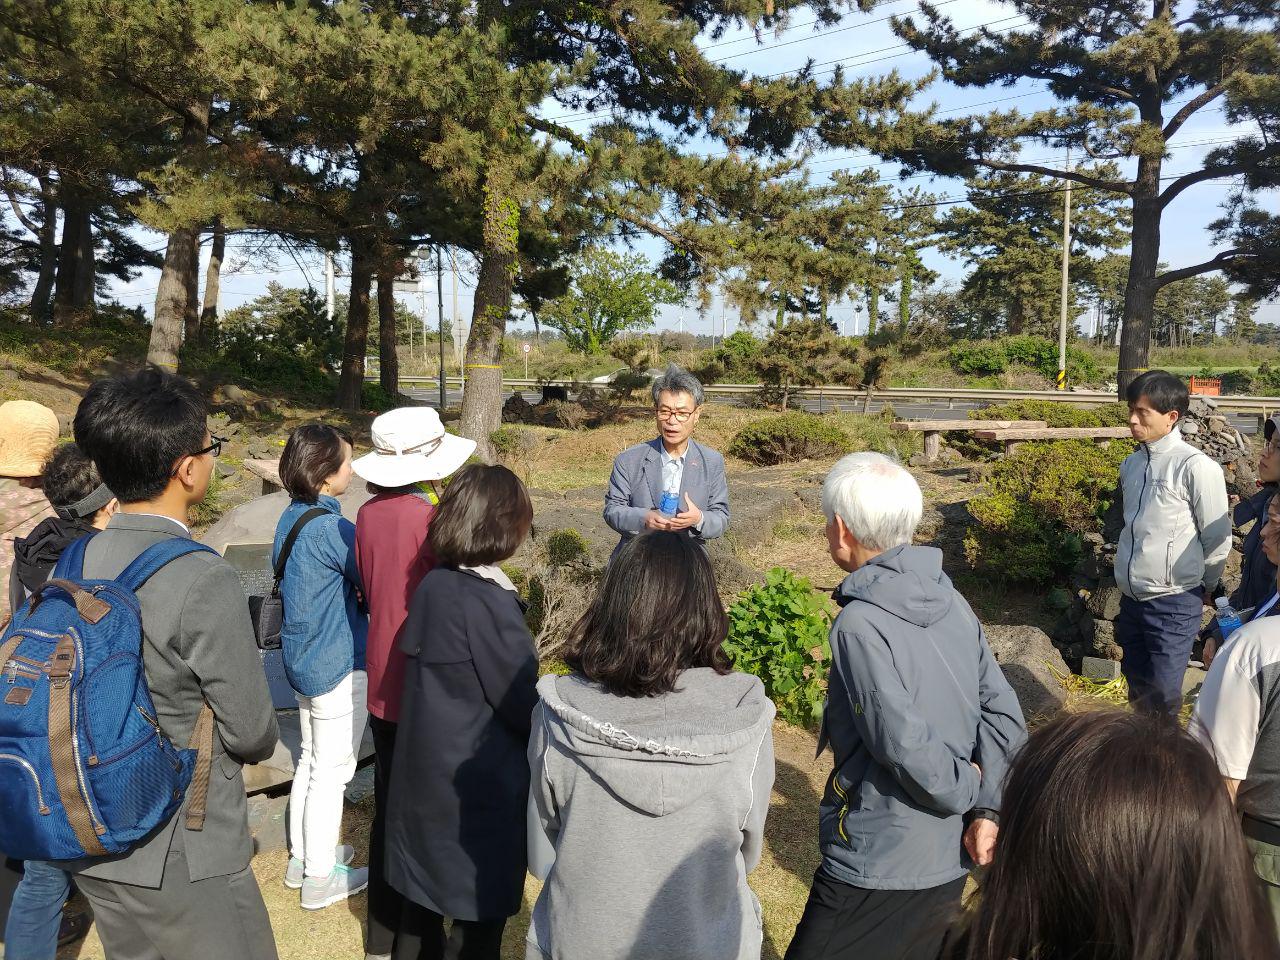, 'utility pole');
324,250,335,325
1057,148,1072,391
436,246,447,412
451,251,460,361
